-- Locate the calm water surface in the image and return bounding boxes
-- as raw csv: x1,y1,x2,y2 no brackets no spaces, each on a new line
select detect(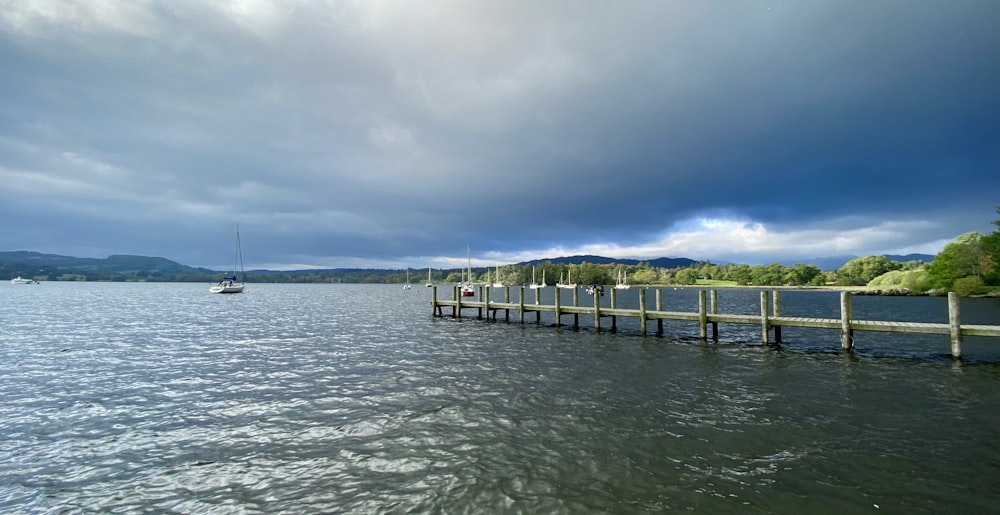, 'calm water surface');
2,282,999,513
